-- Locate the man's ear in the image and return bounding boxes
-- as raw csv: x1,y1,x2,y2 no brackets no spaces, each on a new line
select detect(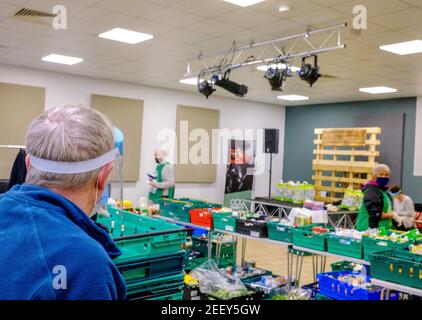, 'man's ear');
25,154,30,170
97,163,114,192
